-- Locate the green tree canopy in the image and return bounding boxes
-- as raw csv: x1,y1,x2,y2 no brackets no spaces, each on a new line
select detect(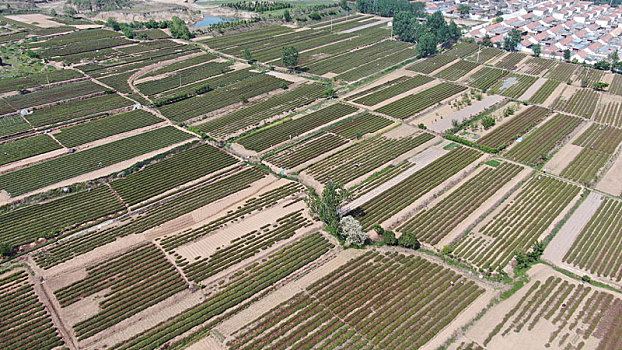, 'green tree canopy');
281,46,299,69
